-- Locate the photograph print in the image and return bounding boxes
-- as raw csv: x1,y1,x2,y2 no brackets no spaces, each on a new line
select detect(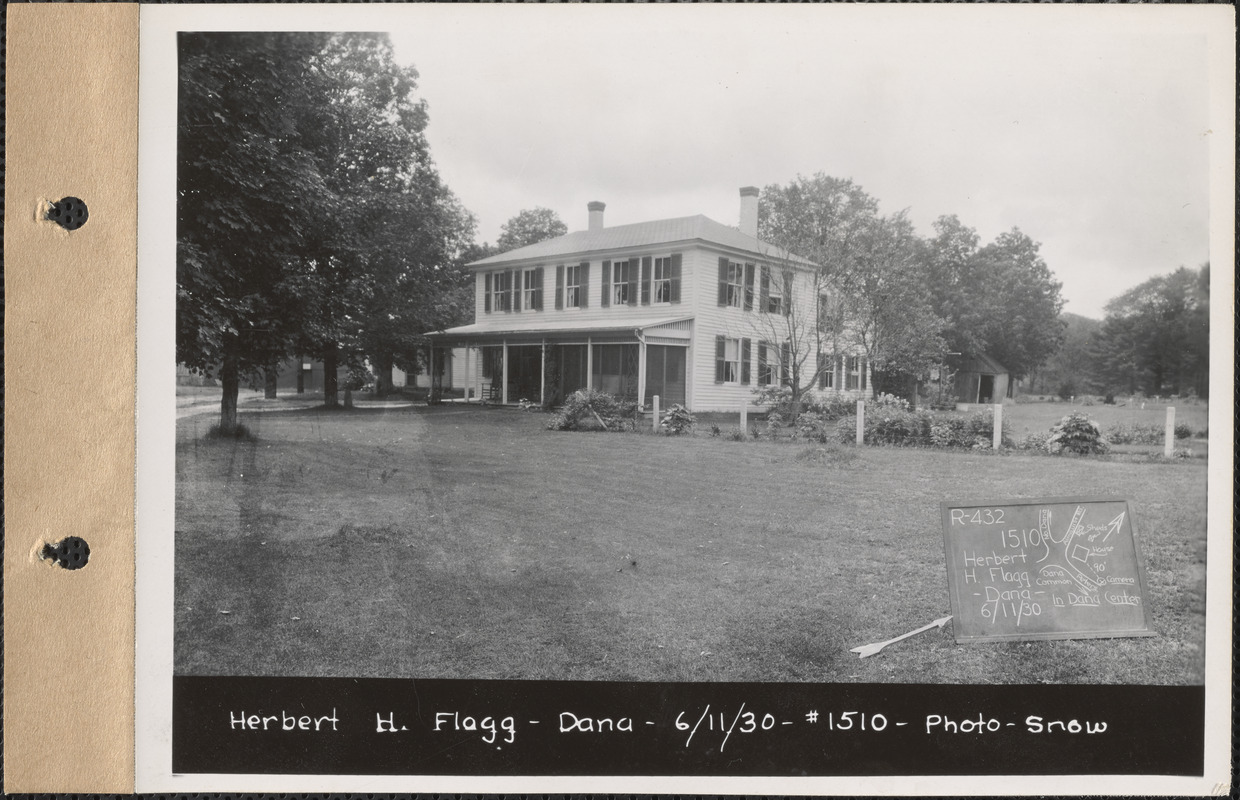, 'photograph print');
159,4,1229,787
